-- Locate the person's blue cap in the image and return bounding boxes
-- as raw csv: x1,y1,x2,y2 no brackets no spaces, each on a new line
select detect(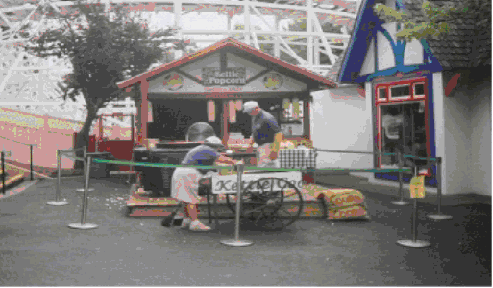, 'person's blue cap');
184,149,218,166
